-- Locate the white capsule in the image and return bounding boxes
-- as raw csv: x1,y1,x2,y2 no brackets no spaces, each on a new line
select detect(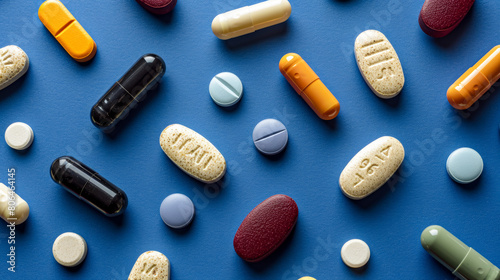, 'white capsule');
211,0,291,40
